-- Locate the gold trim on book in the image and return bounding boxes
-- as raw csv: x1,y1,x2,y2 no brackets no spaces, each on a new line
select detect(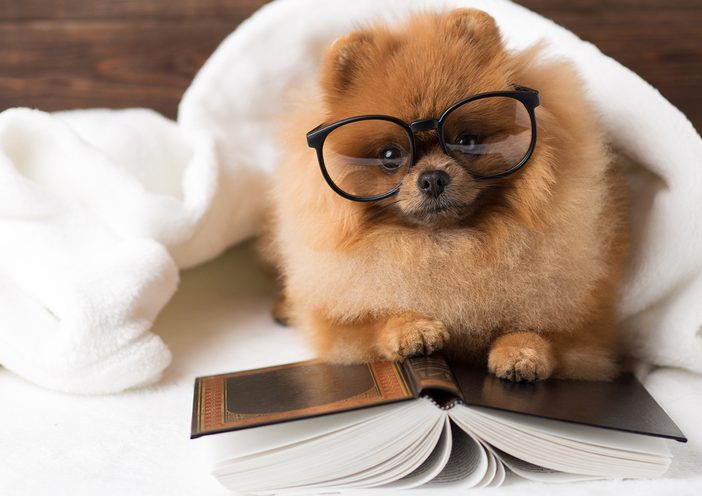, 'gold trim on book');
197,379,202,433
